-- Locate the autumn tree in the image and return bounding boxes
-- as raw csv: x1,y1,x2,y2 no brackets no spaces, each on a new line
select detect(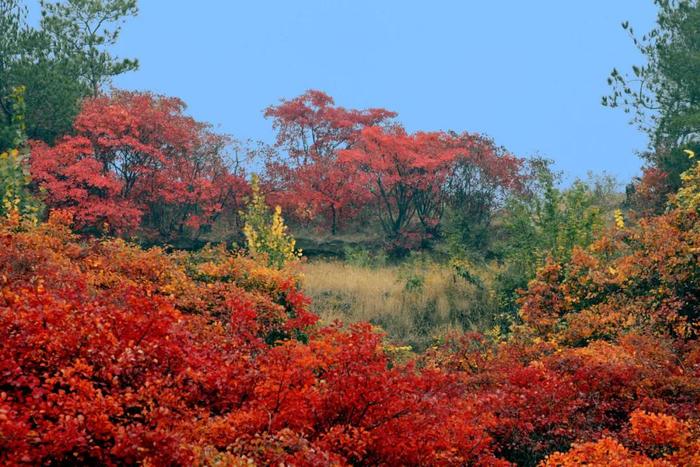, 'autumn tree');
340,126,523,251
30,91,247,237
264,90,395,234
442,132,525,255
338,126,455,247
